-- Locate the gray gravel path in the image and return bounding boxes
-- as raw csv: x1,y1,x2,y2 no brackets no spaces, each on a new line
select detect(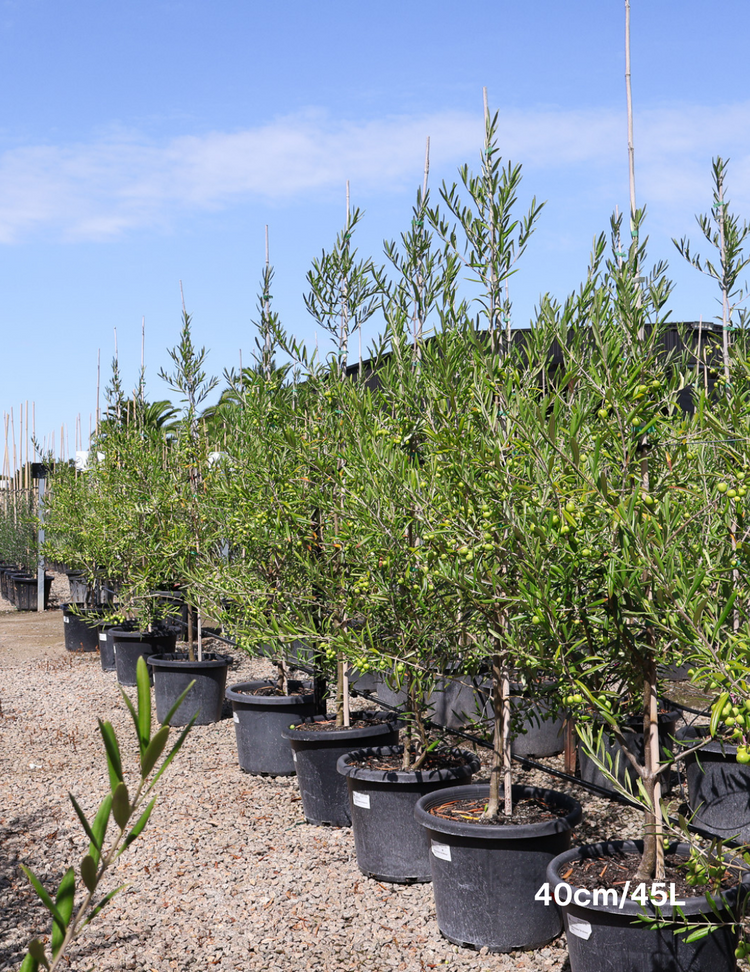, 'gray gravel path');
0,610,672,972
